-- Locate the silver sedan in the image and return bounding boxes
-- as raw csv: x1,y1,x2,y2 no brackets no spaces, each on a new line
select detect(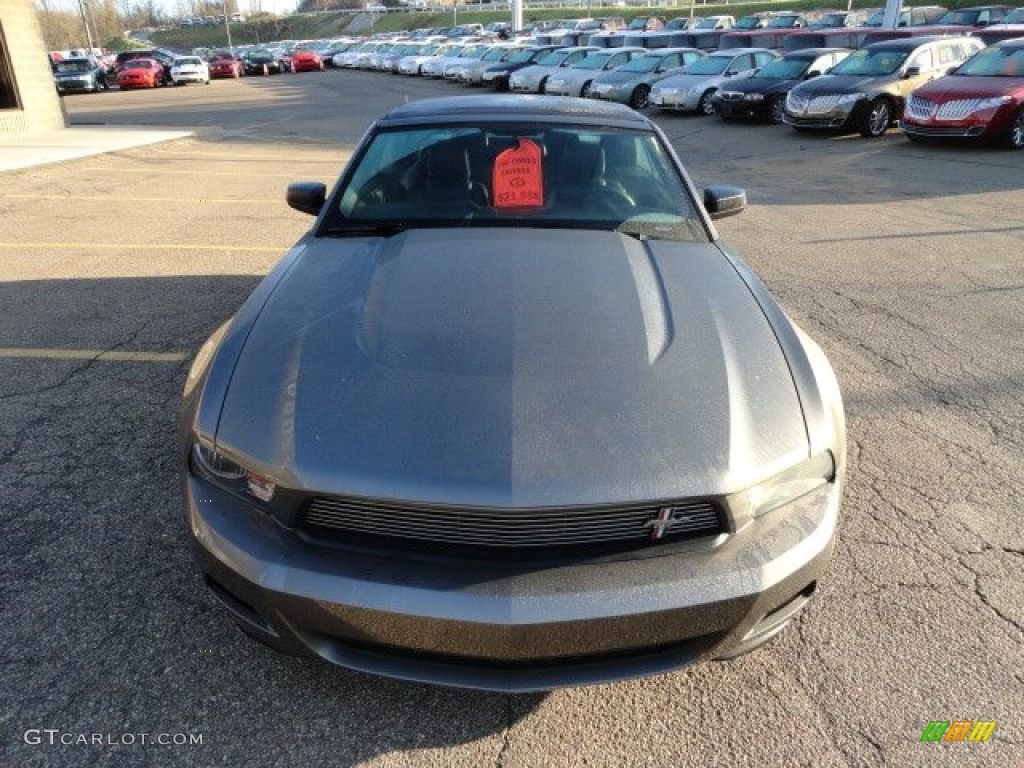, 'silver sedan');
650,48,780,114
544,47,647,97
586,48,705,109
508,45,601,93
